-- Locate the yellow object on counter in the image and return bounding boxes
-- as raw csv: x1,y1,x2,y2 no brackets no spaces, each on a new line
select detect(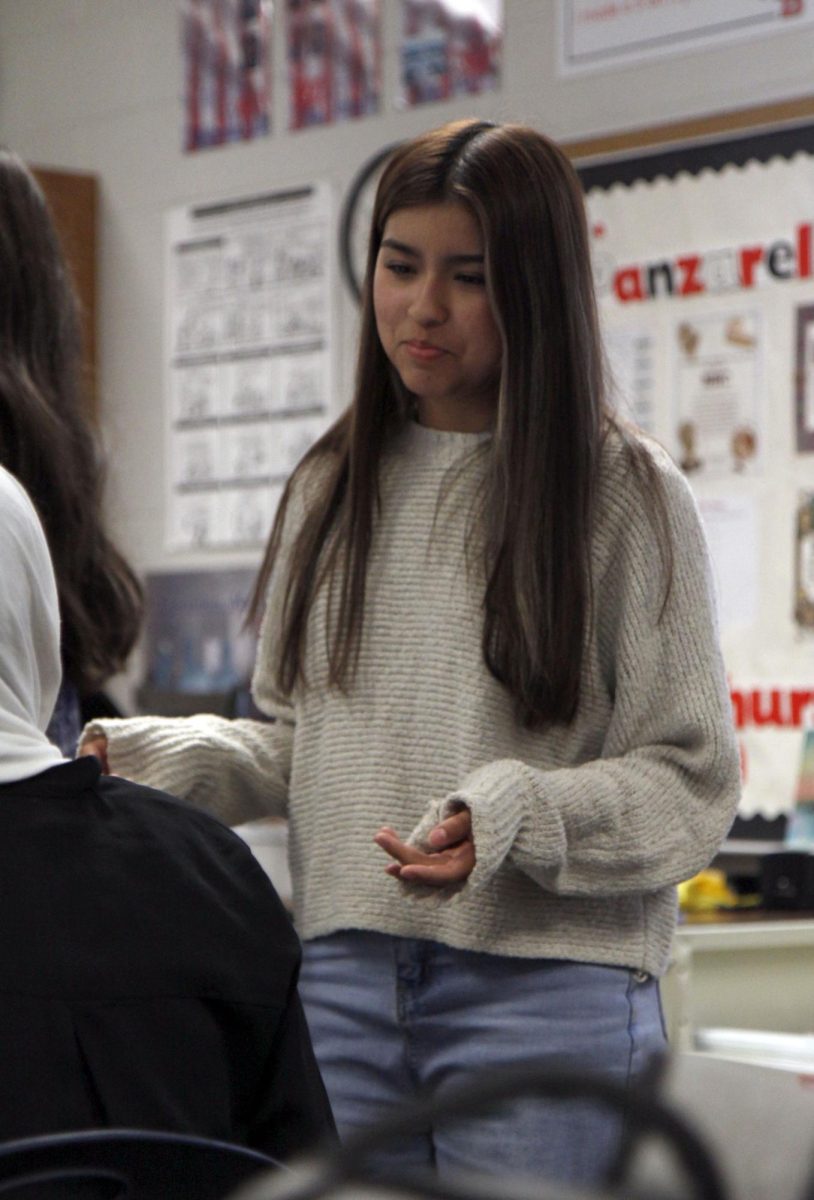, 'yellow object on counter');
678,868,740,913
